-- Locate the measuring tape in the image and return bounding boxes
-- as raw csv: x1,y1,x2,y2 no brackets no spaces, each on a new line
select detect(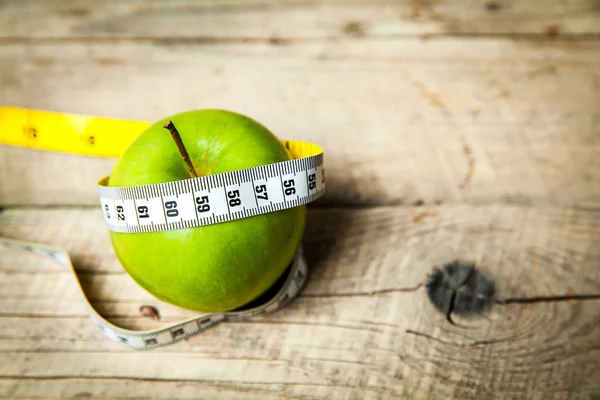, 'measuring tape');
0,237,307,350
0,106,325,349
98,142,324,233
